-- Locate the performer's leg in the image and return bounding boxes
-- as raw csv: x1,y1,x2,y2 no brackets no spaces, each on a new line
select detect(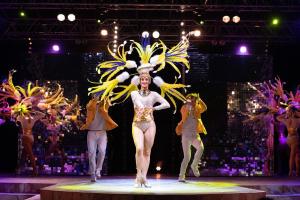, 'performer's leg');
87,132,97,181
132,124,144,185
142,122,156,185
96,132,107,178
179,137,192,181
289,143,296,176
191,135,204,177
22,135,37,176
